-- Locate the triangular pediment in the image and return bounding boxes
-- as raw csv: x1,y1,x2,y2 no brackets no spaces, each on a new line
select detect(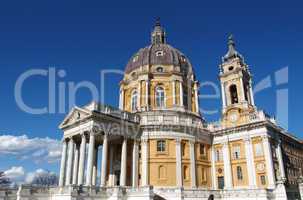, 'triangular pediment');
59,107,91,129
